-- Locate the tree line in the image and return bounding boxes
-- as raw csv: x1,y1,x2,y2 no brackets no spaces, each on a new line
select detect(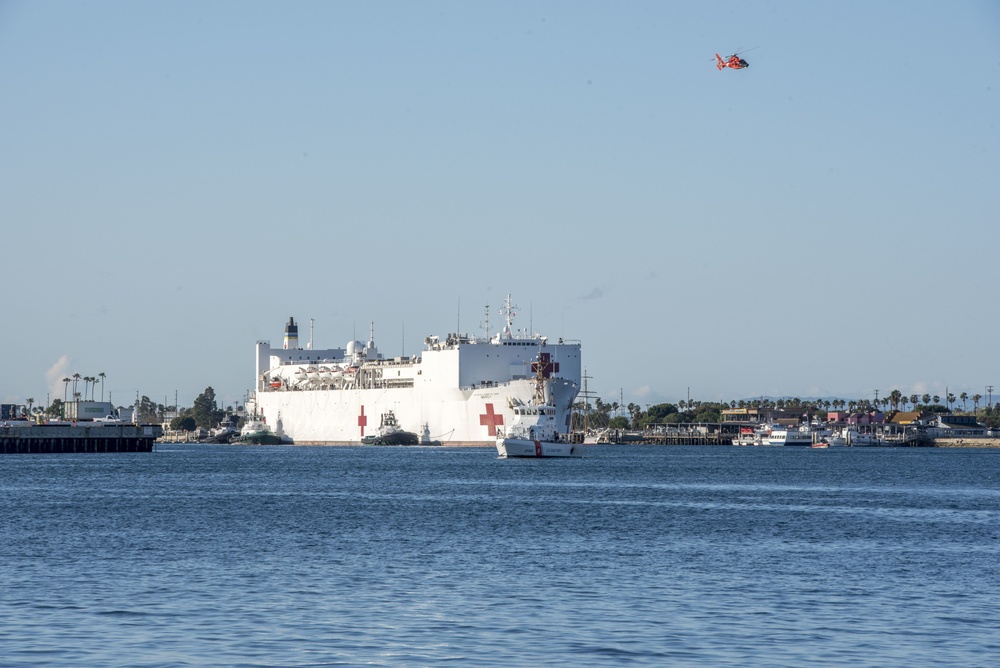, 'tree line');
573,395,1000,432
28,386,240,431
